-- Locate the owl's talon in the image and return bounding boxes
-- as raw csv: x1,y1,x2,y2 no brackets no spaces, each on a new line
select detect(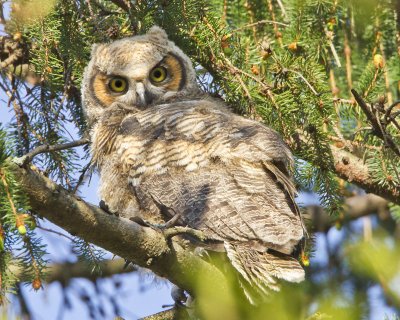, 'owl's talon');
99,200,117,215
129,216,150,227
193,247,210,259
170,284,188,307
141,214,181,230
123,259,133,270
161,214,181,229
